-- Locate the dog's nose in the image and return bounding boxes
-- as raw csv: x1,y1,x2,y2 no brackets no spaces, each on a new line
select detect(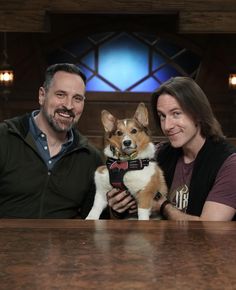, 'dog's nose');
123,140,131,147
